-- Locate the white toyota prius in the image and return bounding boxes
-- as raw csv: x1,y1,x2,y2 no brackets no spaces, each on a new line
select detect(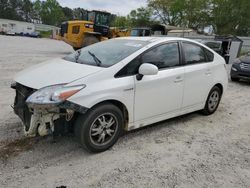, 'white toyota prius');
12,37,228,152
